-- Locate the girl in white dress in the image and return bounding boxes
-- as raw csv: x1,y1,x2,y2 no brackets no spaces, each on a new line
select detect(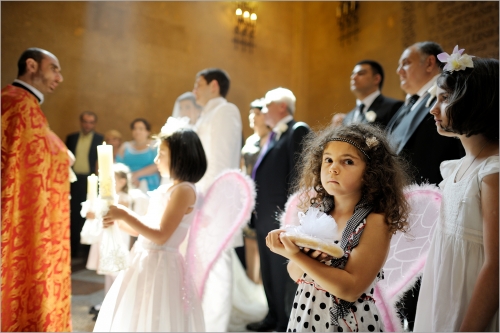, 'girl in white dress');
93,127,207,332
414,50,499,331
266,124,412,332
